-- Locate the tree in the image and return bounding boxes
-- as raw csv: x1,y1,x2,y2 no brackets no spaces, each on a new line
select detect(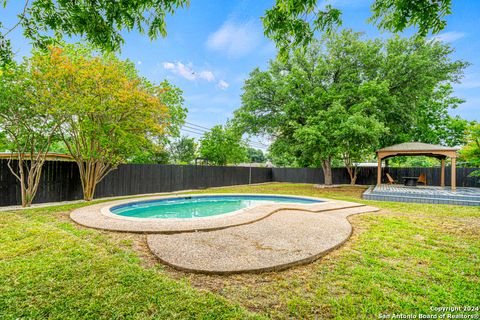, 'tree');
377,36,468,146
129,145,171,164
30,45,183,201
0,130,8,151
460,122,480,181
0,63,61,206
460,123,480,167
335,109,386,184
293,104,344,184
170,136,197,164
267,140,299,168
293,103,386,184
1,1,454,66
234,30,467,184
247,148,266,163
262,0,453,57
389,156,440,168
0,0,189,67
129,79,186,165
199,125,247,166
